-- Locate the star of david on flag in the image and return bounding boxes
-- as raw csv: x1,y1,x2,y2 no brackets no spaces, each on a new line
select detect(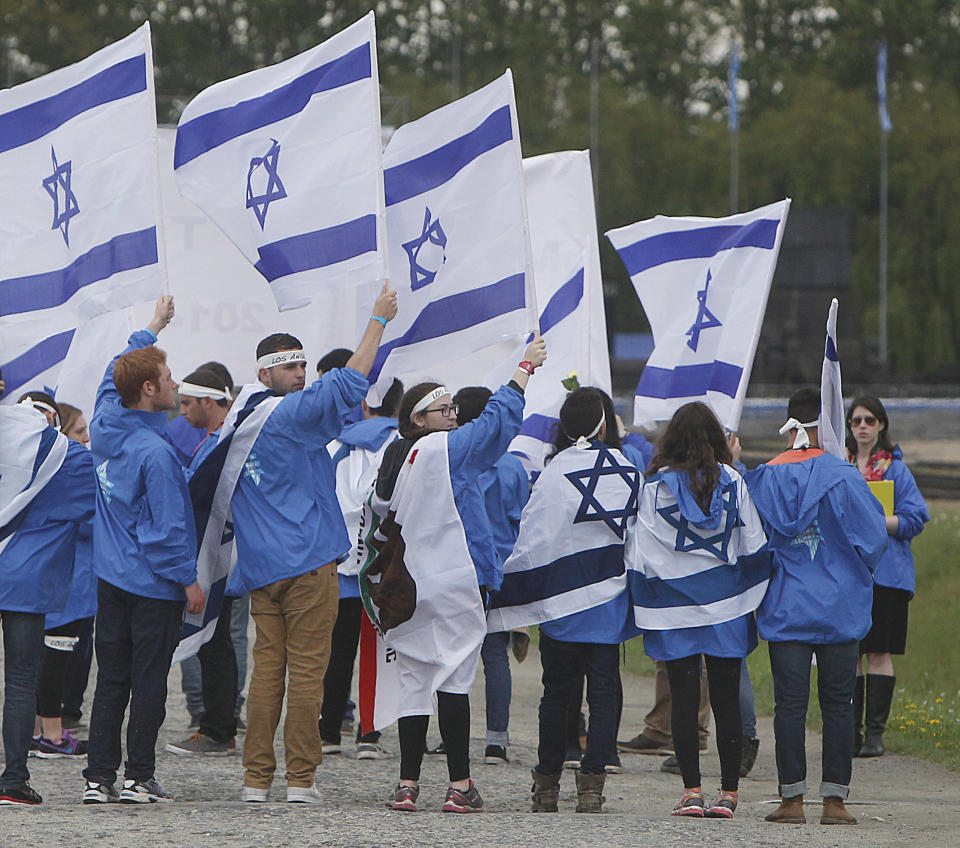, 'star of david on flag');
605,199,790,432
791,520,823,560
41,147,80,246
685,269,721,352
245,139,287,229
564,443,640,539
657,480,744,561
402,207,447,290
